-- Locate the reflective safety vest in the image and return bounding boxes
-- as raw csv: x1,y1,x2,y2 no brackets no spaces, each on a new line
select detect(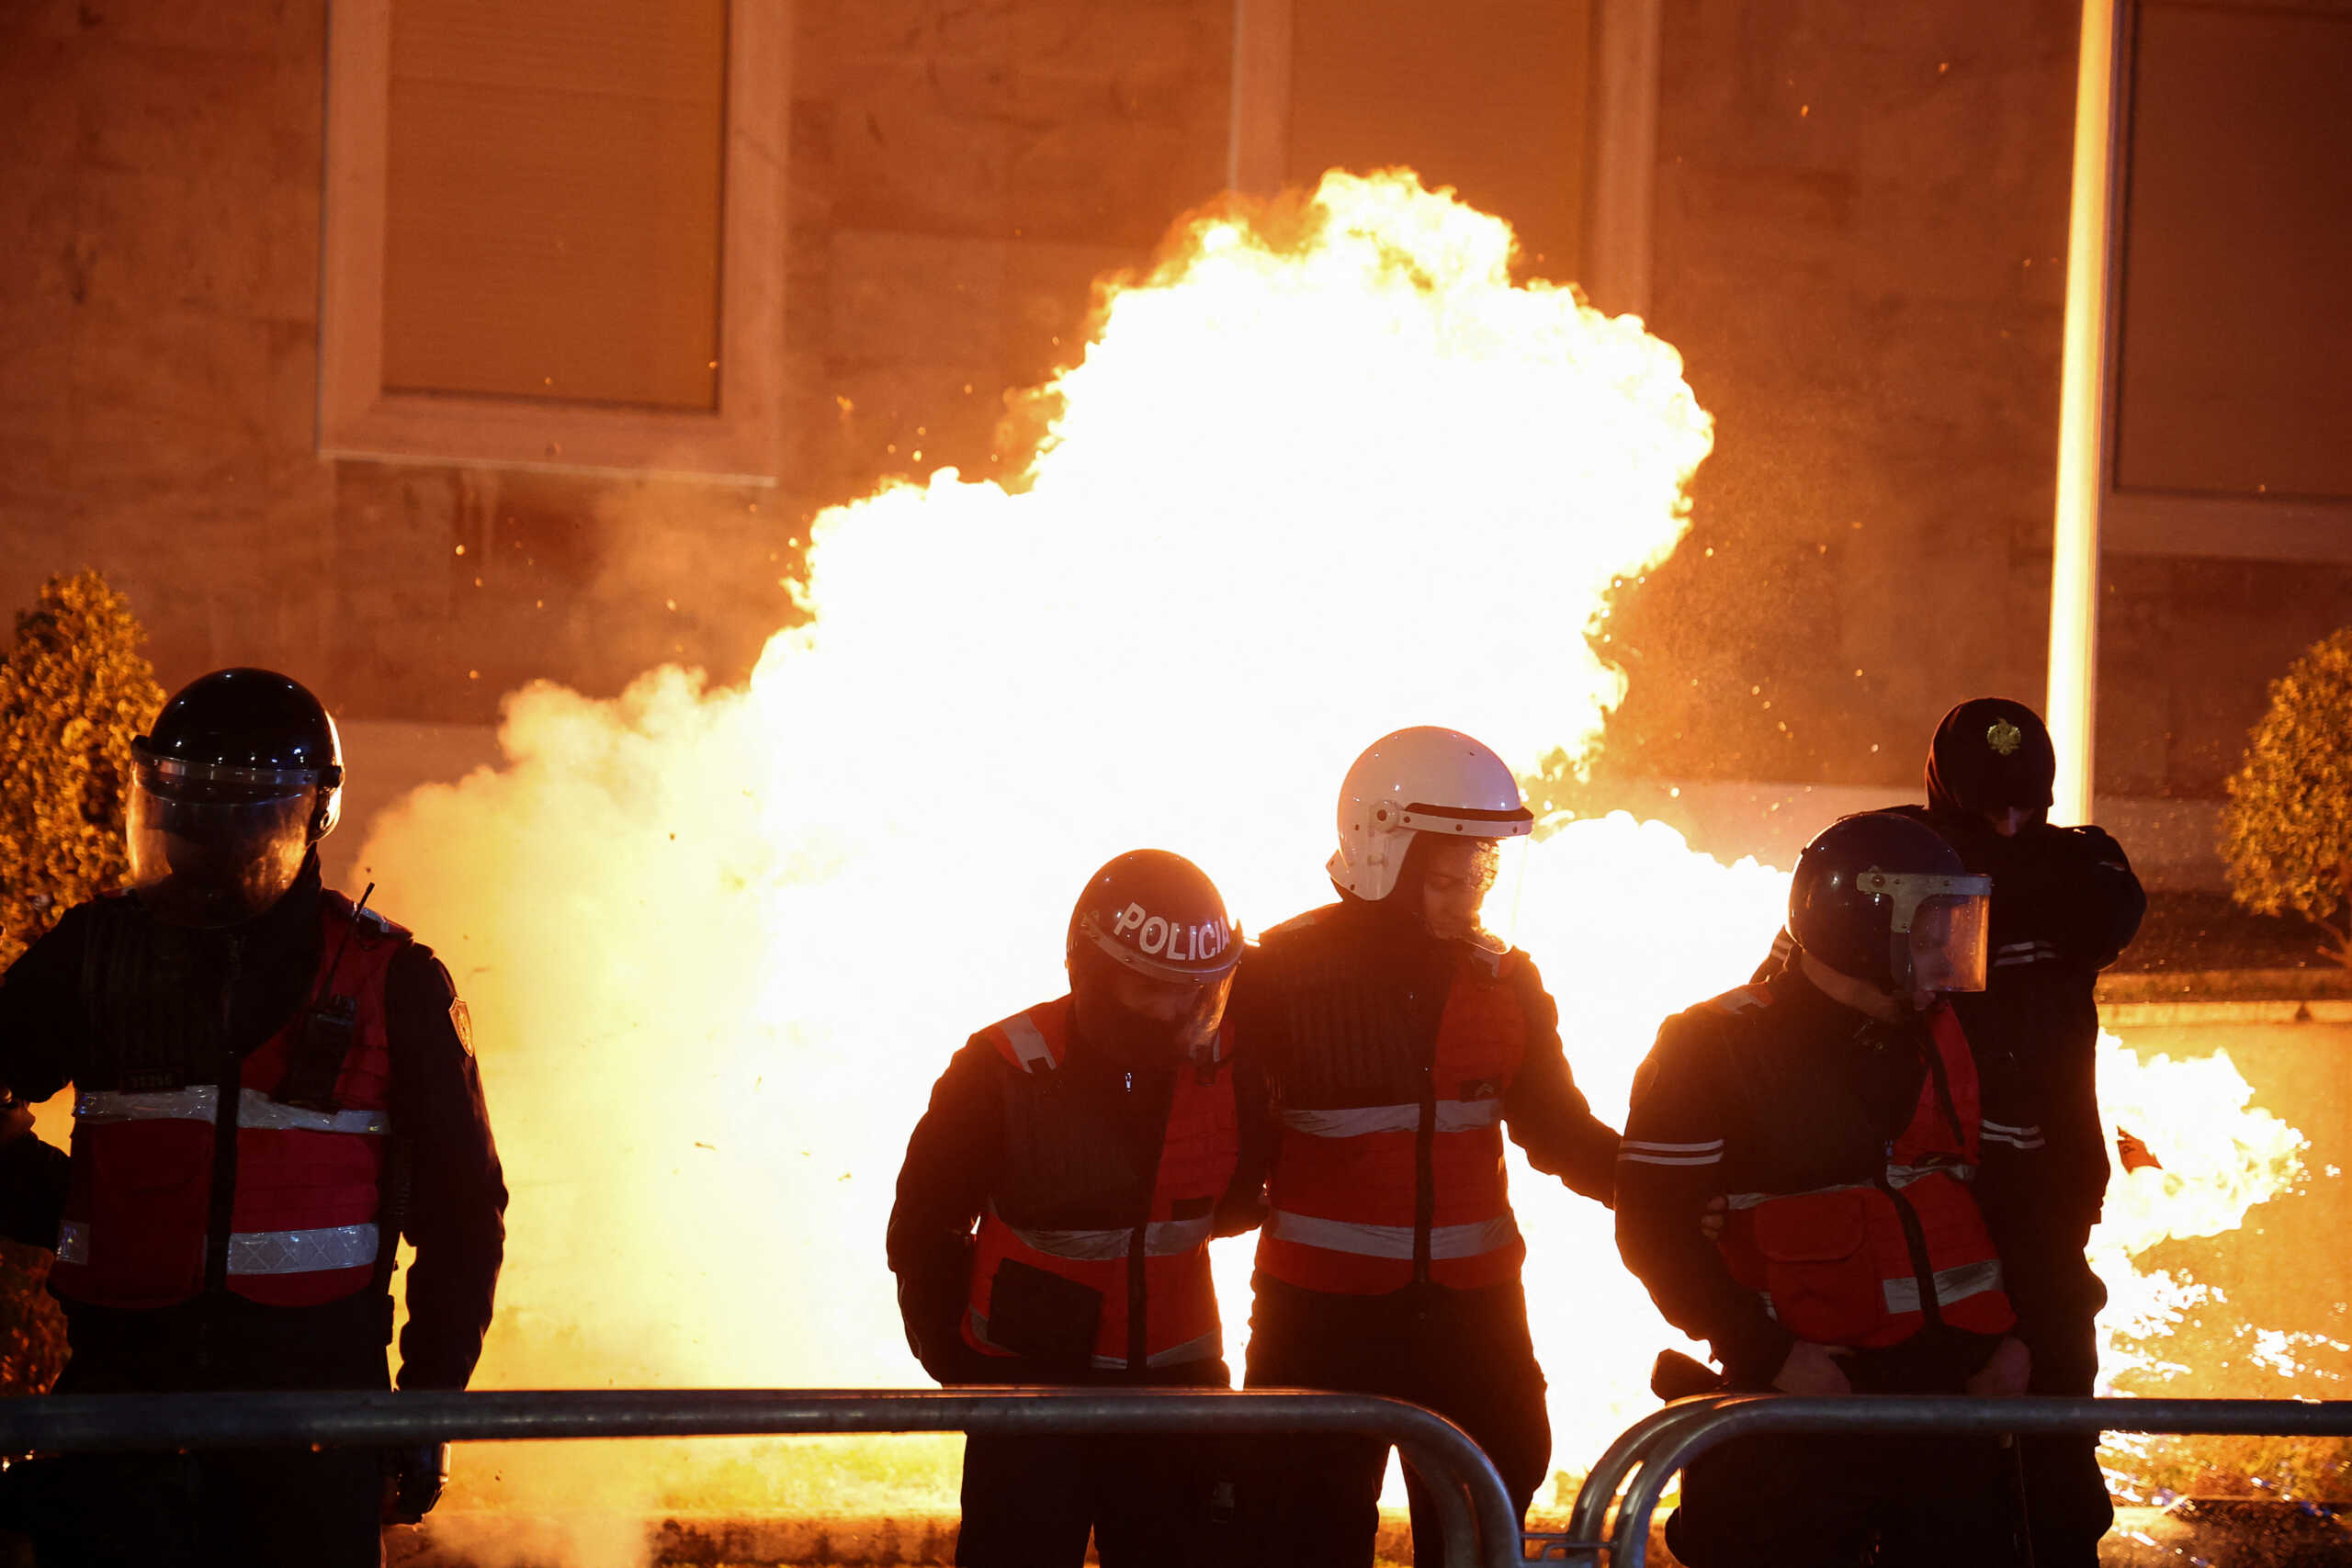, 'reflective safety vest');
51,892,402,1311
1258,942,1529,1295
963,998,1238,1371
1717,1004,2016,1348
